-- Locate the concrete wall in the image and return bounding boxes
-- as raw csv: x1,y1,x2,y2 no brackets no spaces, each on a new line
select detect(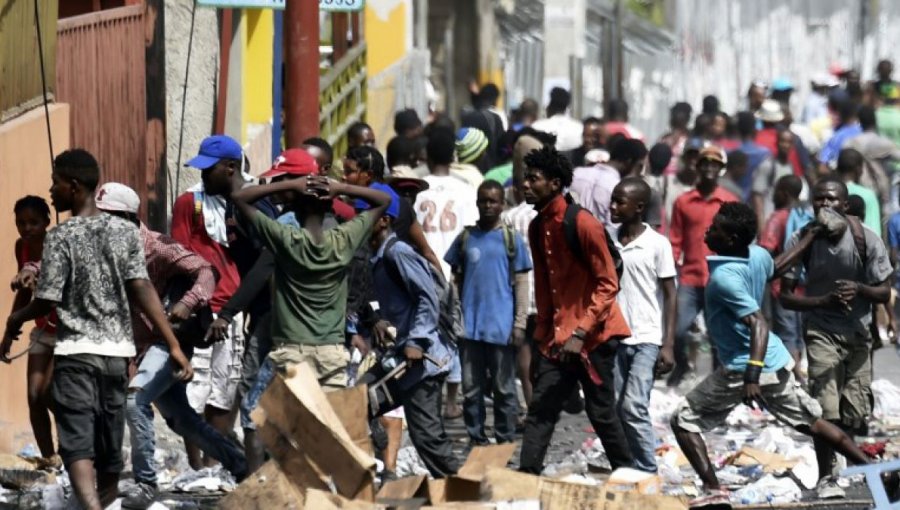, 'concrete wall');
621,0,900,140
0,104,70,454
165,0,219,212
